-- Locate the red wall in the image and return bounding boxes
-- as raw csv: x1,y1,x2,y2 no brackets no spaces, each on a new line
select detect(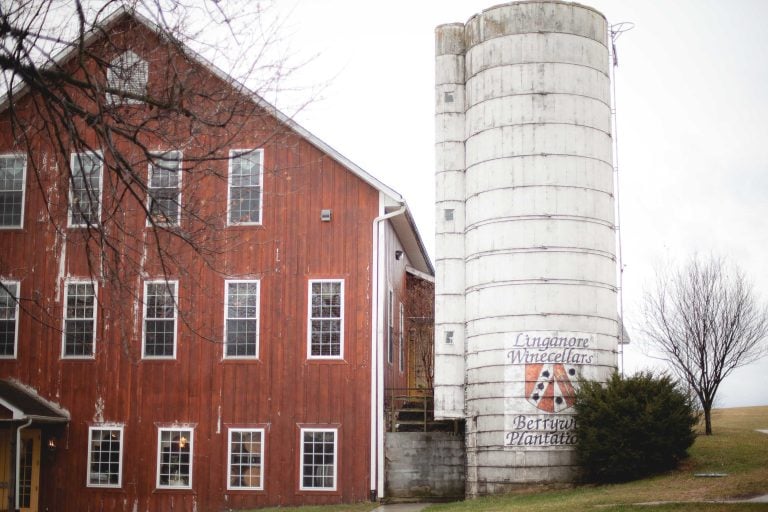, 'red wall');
0,16,384,510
